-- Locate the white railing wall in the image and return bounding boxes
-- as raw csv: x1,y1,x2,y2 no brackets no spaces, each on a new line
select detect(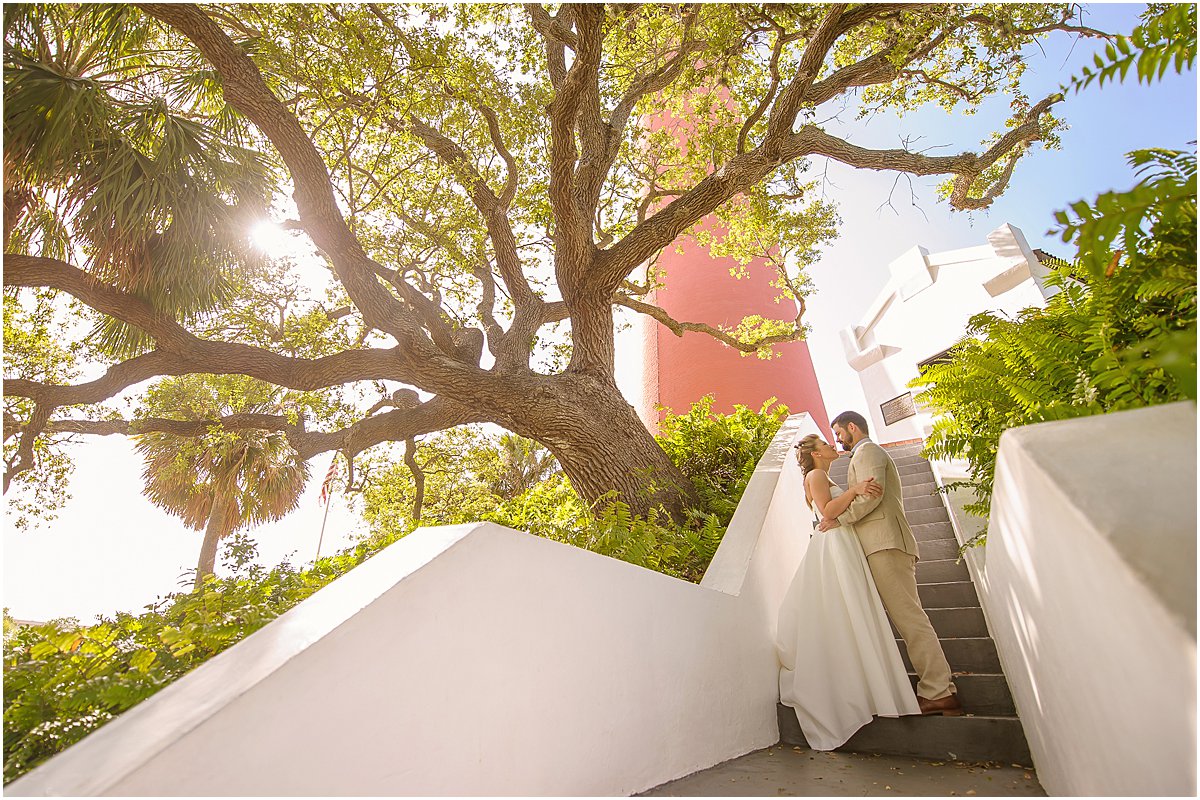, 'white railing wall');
8,414,822,797
939,402,1196,797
